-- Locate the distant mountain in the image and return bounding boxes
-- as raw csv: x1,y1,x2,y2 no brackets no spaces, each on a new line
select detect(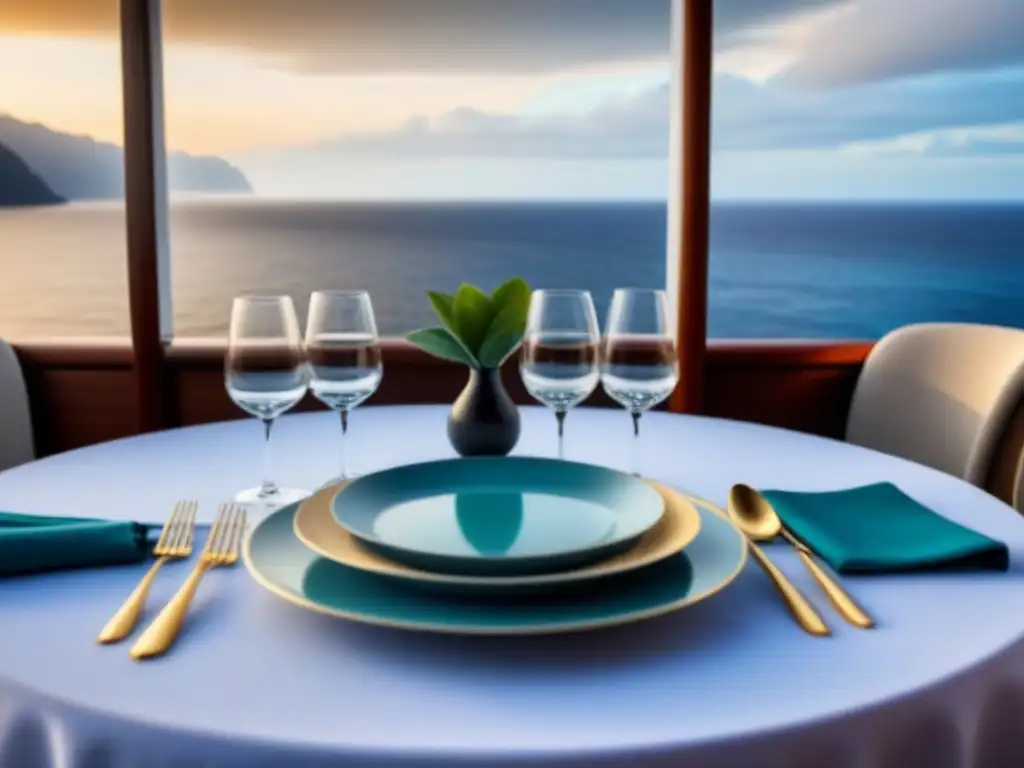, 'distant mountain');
0,141,64,207
0,115,253,200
